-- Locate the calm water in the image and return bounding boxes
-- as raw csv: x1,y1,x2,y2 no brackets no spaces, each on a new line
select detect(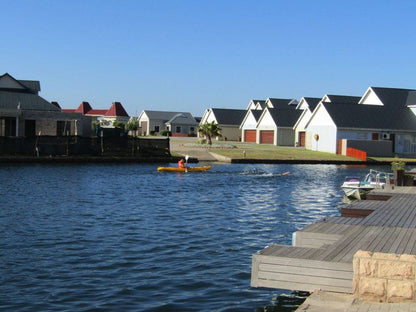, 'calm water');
0,163,390,311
